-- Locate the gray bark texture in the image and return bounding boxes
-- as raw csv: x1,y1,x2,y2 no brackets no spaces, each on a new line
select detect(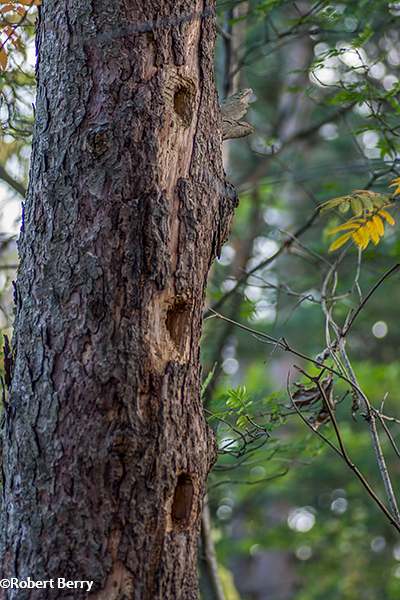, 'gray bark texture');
0,1,237,598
